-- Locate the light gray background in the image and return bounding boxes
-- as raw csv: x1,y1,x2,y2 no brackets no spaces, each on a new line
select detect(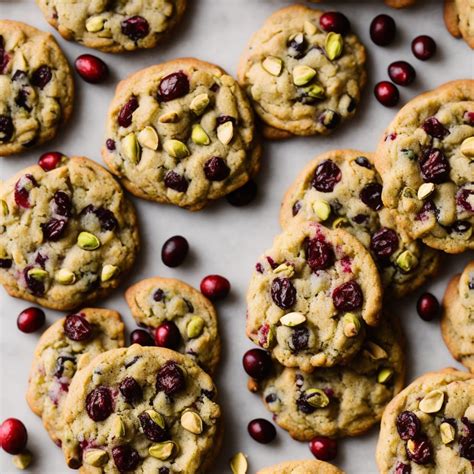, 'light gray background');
0,0,472,472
